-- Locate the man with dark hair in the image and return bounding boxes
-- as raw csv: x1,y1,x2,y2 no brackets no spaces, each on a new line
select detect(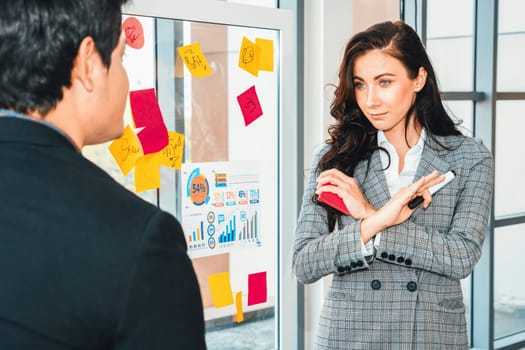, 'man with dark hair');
0,1,206,349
